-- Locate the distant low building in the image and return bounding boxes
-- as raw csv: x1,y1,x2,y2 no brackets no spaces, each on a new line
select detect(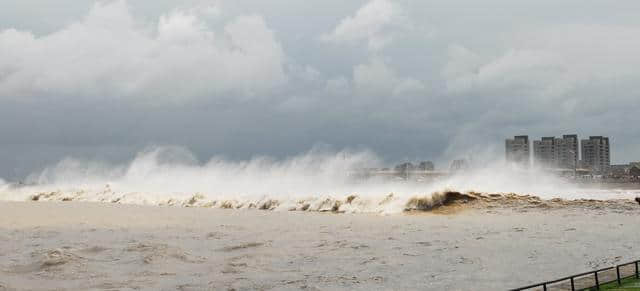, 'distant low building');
417,161,435,171
394,162,415,173
609,164,630,176
395,161,435,172
450,159,468,172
